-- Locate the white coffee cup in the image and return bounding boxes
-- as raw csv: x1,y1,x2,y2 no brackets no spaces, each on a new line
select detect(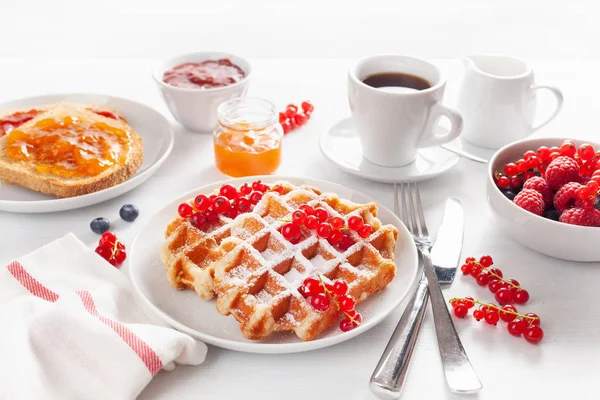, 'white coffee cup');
348,54,463,167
